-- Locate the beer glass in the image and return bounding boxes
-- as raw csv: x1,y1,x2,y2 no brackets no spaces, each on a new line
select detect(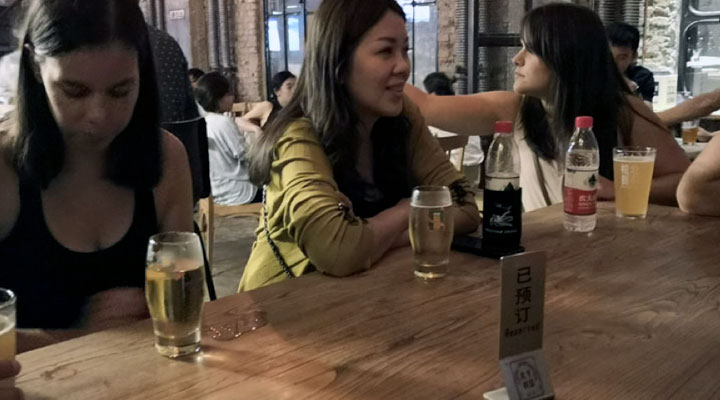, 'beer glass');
0,290,15,362
145,232,205,358
409,186,454,279
613,147,656,219
681,120,699,145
